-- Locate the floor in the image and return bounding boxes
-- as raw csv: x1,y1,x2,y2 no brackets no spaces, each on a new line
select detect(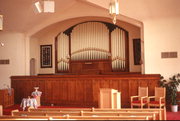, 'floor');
3,105,180,120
